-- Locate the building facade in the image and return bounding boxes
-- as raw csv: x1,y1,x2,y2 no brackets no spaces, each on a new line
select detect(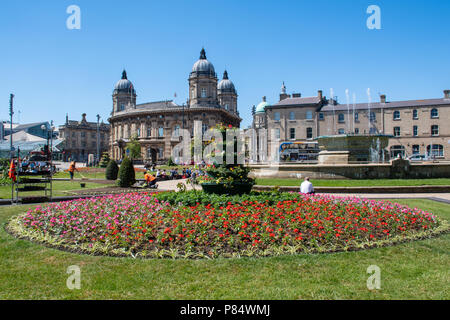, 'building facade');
252,85,450,161
59,113,110,162
109,49,241,163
